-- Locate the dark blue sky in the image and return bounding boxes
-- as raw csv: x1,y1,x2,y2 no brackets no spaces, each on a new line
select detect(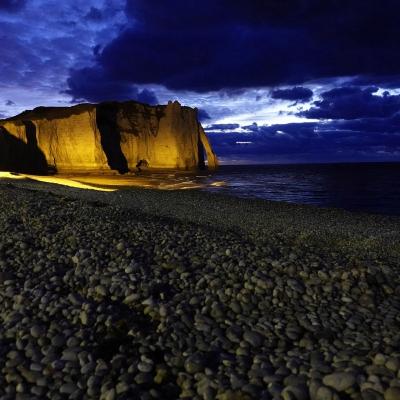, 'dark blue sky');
1,0,400,164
